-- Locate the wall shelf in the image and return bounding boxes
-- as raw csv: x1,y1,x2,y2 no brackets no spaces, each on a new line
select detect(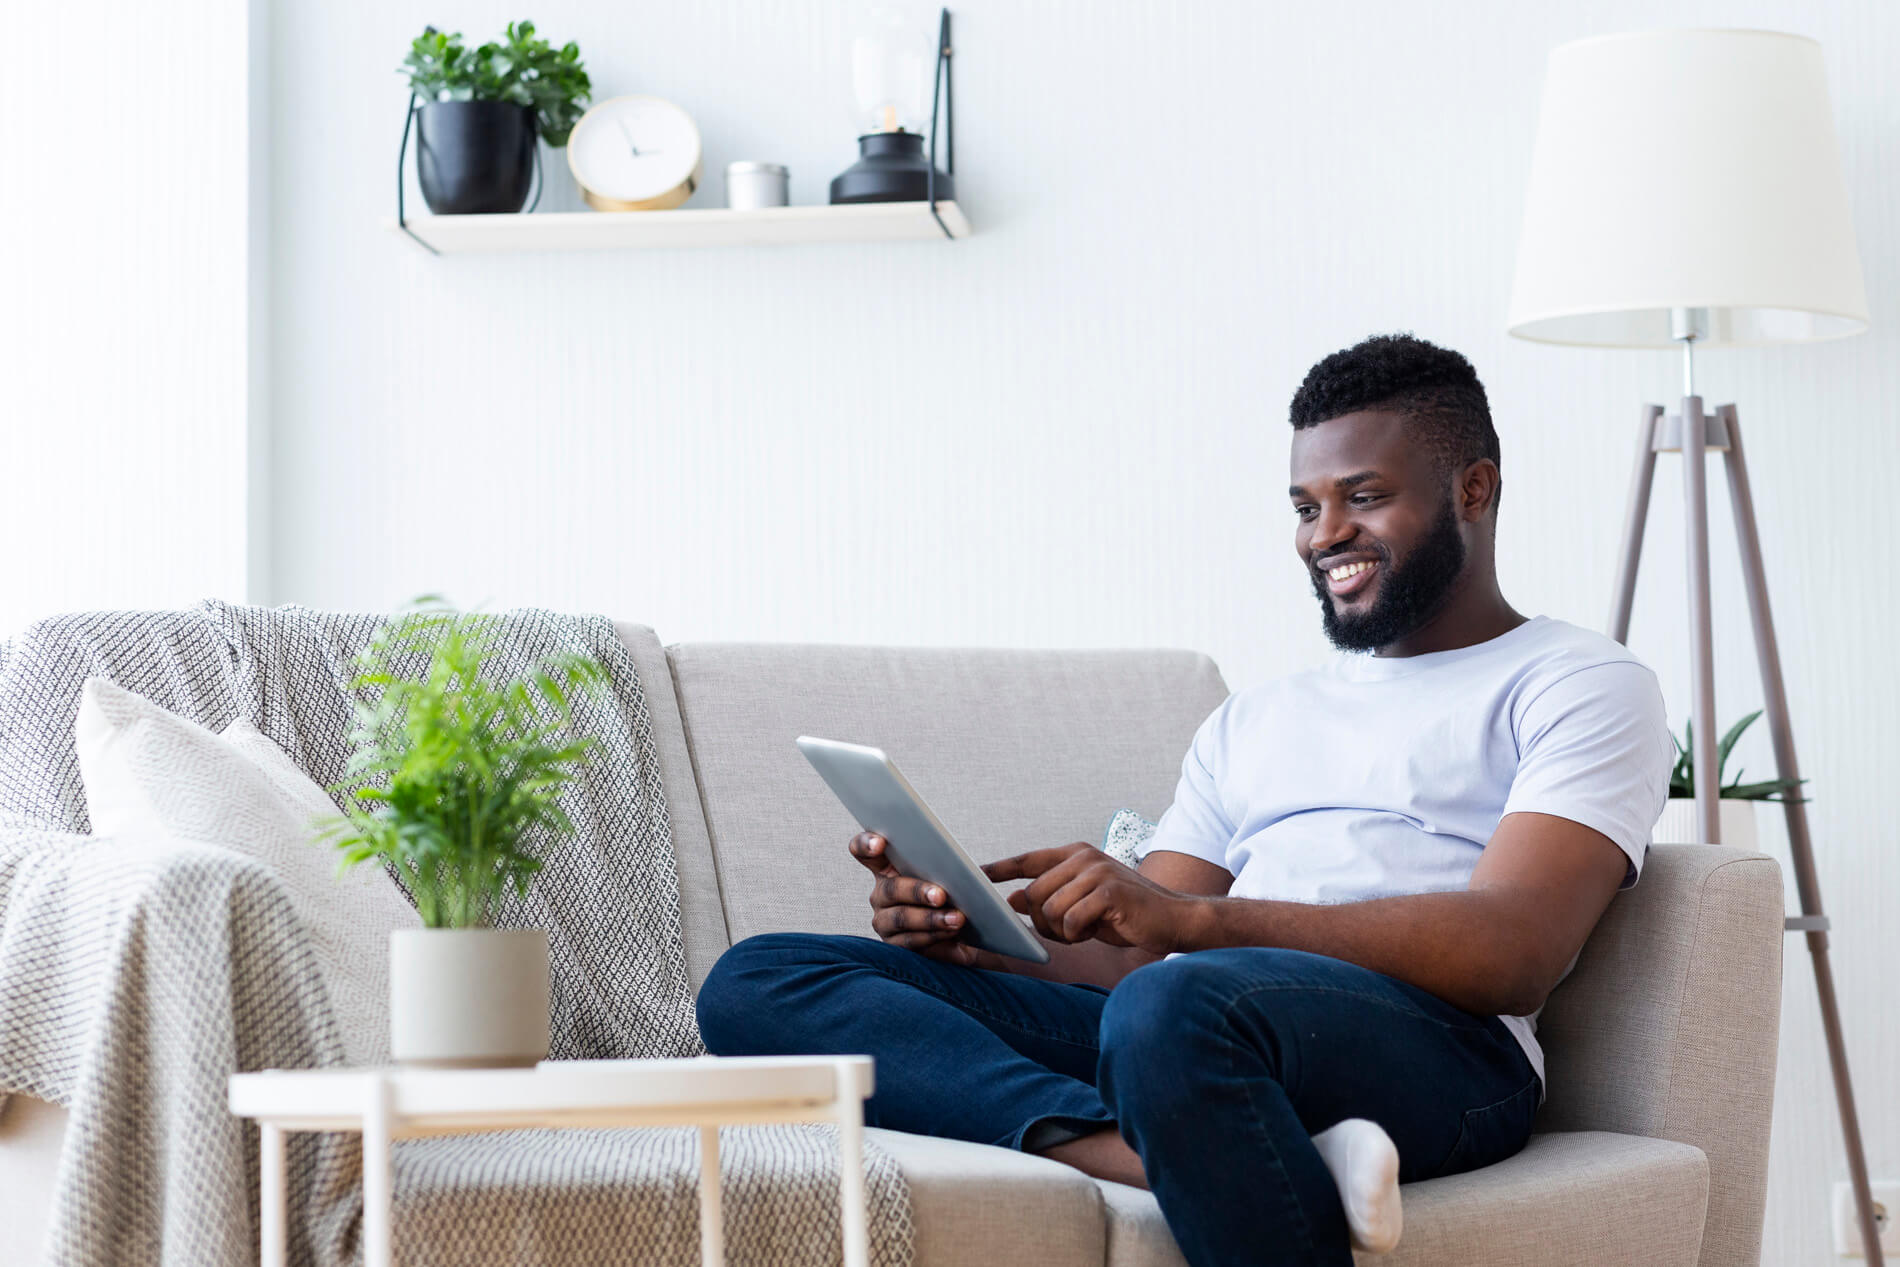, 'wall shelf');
389,200,970,255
